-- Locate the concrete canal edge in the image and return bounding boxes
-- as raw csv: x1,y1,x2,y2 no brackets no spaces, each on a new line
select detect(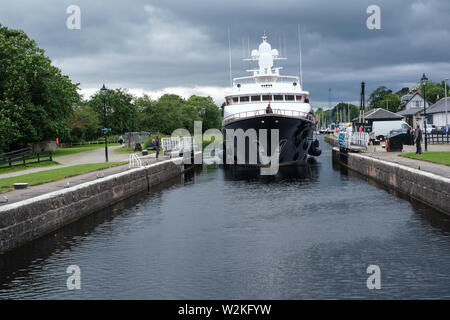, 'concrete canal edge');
0,157,188,254
324,134,339,147
331,147,450,214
